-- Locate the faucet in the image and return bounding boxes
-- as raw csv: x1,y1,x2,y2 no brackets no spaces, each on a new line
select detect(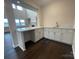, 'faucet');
56,22,59,28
